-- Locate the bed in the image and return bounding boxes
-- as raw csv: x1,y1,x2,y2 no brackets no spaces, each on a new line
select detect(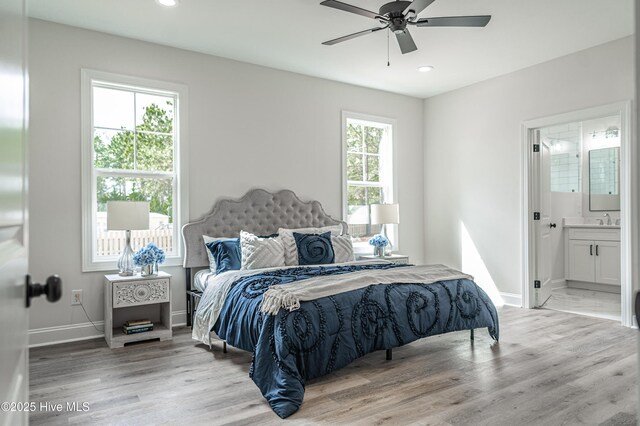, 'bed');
182,189,499,418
